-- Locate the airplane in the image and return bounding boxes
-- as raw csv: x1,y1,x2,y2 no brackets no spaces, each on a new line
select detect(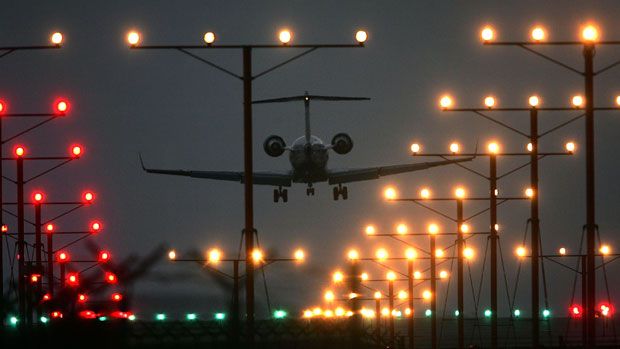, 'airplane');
140,92,473,202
